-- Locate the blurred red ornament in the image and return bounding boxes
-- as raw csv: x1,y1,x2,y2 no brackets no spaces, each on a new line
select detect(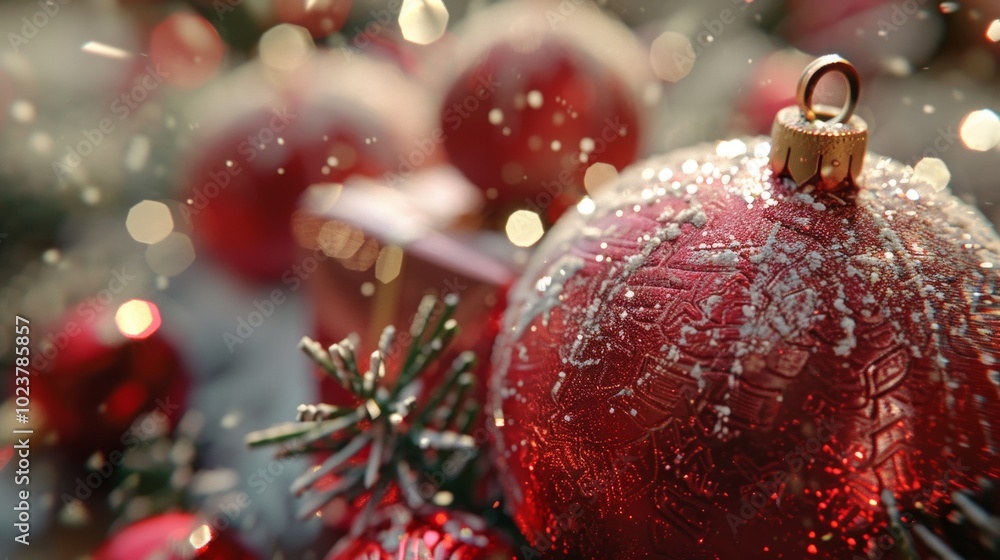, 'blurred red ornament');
94,512,256,559
150,12,225,89
273,0,352,39
489,58,1000,558
439,1,649,219
180,55,433,282
327,510,514,560
33,307,188,456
